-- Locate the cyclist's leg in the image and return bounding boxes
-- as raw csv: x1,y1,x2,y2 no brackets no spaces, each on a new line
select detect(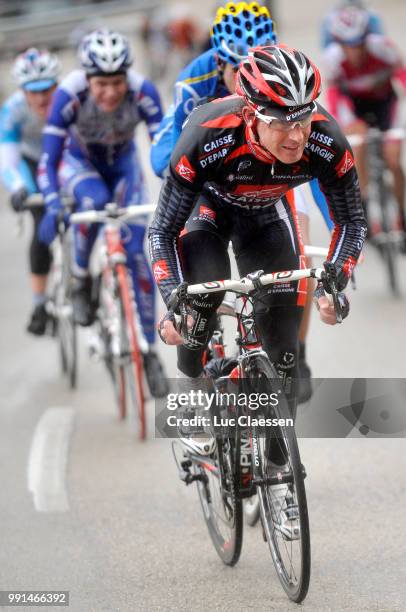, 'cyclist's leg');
60,153,111,325
20,157,51,334
175,195,231,454
176,195,231,378
113,153,155,343
232,197,305,422
113,151,170,396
